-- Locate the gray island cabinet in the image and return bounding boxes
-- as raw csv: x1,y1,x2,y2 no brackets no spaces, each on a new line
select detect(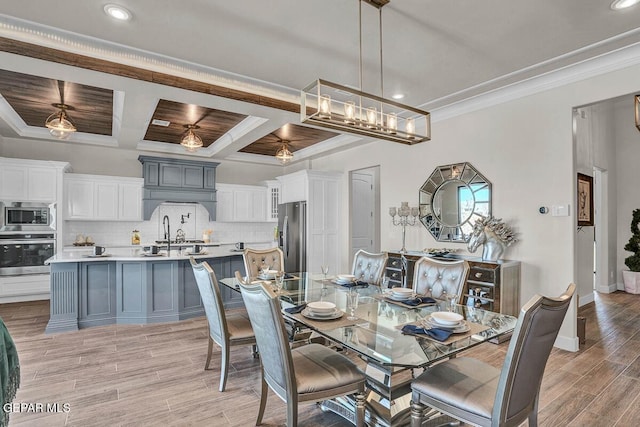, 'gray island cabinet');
45,251,246,333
